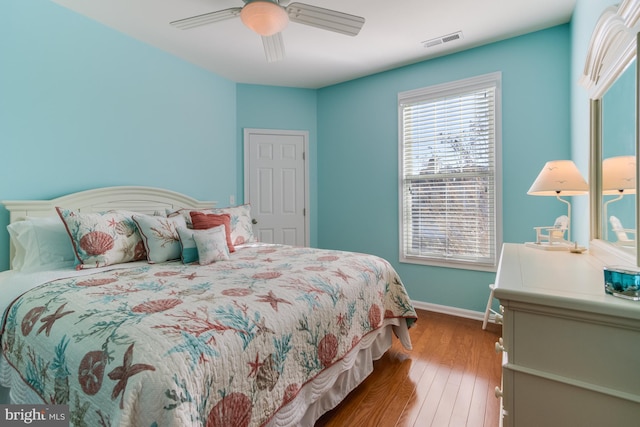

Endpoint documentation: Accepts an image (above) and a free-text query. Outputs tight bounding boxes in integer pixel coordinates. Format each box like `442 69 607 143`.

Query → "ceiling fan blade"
170 7 242 30
262 33 285 63
286 2 365 36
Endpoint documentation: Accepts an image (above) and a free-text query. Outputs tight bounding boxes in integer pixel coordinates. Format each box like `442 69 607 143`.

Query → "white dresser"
494 243 640 427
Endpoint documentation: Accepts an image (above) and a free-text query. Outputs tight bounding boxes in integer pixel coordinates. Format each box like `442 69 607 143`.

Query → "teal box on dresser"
604 266 640 301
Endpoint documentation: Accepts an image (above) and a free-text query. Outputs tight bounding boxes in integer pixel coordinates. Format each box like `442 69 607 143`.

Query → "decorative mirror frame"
581 0 640 266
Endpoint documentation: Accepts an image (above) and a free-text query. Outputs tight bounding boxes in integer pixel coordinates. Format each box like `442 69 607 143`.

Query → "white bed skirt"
268 317 411 426
0 357 45 404
1 318 412 426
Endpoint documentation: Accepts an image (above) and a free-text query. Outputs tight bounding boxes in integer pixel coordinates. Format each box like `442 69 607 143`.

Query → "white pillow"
209 204 257 246
8 226 27 271
7 216 76 272
193 225 230 265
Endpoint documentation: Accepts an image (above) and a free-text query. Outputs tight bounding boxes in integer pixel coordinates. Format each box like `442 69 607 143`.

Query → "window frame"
397 72 503 272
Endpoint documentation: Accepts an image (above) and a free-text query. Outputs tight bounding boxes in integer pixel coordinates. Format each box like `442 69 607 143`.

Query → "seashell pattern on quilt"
0 244 417 427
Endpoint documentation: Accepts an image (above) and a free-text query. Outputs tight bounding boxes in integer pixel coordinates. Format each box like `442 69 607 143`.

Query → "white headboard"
2 186 217 264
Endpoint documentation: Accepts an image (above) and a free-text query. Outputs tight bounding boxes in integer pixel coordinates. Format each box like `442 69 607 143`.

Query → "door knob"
252 218 258 224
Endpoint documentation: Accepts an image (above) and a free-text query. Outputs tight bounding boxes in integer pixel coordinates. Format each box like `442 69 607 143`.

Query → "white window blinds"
398 73 502 271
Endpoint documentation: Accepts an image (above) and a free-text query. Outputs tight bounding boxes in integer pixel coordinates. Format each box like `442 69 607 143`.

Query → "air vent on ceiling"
423 31 463 48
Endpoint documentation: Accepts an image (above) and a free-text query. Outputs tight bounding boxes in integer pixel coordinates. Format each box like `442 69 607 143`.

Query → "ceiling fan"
170 0 365 63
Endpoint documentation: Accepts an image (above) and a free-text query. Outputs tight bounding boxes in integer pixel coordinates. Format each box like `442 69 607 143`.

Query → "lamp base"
525 242 572 251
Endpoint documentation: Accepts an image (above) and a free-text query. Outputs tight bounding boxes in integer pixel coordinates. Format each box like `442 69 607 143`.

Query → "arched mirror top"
581 0 640 266
581 1 640 99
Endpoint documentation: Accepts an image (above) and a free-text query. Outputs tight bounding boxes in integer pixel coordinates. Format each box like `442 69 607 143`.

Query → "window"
398 73 502 271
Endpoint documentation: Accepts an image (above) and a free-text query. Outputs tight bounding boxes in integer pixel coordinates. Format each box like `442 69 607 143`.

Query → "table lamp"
603 155 636 240
528 160 589 242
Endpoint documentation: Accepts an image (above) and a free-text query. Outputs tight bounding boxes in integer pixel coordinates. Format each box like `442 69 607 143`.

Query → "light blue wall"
236 84 318 246
0 0 237 271
316 26 572 312
571 0 621 244
3 0 605 314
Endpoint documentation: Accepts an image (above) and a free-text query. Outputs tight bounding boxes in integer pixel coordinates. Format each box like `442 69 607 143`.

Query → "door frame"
243 128 310 246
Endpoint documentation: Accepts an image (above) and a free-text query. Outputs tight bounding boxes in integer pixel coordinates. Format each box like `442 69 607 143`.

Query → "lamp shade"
603 155 636 195
528 160 589 196
240 0 289 36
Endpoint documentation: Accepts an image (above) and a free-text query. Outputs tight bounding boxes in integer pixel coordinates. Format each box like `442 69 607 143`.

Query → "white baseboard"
411 300 498 323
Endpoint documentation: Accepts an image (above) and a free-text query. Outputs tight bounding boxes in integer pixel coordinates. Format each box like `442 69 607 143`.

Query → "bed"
0 186 417 427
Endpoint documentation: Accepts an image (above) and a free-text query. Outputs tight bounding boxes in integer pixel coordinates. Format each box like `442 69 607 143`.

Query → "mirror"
582 0 640 266
601 59 636 249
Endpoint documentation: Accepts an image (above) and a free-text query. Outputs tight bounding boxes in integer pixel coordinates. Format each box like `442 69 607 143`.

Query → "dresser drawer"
501 303 640 396
503 367 640 427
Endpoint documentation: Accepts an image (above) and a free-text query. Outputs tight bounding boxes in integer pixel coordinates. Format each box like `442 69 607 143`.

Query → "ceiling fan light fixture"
240 1 289 36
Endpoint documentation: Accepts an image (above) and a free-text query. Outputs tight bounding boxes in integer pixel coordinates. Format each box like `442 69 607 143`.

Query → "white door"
244 129 309 246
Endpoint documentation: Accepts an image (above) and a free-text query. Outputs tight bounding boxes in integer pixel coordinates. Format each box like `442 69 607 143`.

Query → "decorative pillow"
176 227 200 264
193 225 230 265
166 209 197 228
210 204 256 246
132 214 187 263
56 208 146 269
168 204 256 246
190 211 235 252
7 216 76 272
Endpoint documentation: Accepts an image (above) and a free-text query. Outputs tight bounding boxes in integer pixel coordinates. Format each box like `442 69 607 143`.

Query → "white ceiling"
52 0 576 89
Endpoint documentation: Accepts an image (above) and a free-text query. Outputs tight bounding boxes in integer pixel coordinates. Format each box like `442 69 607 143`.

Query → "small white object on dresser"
494 243 640 427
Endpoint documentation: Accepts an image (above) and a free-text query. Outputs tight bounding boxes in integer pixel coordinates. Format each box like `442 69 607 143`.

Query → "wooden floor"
315 309 502 427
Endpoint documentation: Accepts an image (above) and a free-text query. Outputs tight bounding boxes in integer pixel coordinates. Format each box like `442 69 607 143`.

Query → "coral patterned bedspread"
0 244 417 427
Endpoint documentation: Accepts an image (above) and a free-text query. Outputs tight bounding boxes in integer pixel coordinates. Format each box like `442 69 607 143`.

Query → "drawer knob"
494 313 503 324
495 338 505 353
495 386 503 398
